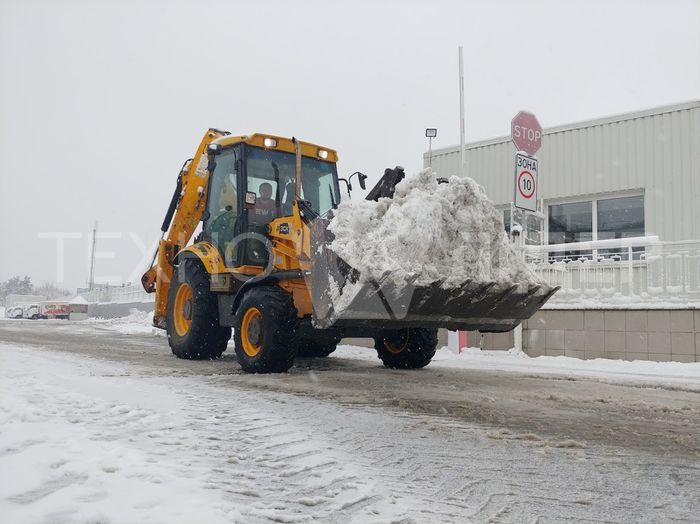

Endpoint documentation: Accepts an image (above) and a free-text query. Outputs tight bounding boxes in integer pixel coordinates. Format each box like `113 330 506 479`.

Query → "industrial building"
428 101 700 362
426 100 700 246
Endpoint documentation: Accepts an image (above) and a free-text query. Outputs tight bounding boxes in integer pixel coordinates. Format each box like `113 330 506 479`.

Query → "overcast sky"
1 0 699 291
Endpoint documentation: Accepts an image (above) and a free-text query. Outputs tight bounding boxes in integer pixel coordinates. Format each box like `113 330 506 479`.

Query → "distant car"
6 306 24 319
22 304 41 320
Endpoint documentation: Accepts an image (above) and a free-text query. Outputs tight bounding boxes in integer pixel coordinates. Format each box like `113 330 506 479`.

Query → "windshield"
246 146 341 217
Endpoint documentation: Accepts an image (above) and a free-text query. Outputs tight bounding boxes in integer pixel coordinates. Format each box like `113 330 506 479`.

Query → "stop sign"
511 111 542 155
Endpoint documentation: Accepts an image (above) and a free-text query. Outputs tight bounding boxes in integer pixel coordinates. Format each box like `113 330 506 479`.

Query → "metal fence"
80 284 153 304
526 236 700 305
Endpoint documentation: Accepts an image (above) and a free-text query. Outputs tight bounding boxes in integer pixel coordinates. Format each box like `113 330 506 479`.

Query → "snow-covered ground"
2 341 698 523
0 346 418 523
1 319 699 522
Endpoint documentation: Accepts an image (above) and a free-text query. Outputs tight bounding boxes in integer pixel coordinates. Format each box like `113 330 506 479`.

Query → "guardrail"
525 236 700 305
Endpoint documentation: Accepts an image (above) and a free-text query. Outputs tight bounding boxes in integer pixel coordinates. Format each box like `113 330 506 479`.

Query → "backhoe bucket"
309 219 558 332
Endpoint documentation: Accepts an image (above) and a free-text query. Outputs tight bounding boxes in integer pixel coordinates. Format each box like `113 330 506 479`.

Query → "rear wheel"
166 260 231 359
234 287 299 373
374 328 438 369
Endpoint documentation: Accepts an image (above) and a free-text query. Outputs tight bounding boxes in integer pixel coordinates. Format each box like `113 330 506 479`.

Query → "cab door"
202 146 242 267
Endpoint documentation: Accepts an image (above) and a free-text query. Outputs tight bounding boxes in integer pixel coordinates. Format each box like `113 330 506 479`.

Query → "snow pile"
80 309 161 336
329 169 539 288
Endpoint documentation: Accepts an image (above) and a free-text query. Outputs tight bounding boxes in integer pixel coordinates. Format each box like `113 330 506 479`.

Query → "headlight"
318 149 329 160
263 137 277 148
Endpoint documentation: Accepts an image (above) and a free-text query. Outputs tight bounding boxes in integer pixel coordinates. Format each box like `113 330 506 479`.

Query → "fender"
230 270 304 316
175 241 228 274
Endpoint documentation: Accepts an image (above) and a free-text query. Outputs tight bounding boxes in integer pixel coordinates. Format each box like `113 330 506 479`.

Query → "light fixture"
425 128 437 138
318 149 329 160
263 137 277 148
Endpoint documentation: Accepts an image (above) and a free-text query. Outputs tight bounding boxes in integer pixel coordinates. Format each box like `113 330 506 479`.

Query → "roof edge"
426 99 700 157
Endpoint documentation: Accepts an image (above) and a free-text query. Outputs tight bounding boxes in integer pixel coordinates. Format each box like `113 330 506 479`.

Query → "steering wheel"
209 207 237 245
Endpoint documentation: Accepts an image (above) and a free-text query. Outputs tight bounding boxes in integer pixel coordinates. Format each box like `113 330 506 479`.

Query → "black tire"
298 341 338 358
233 286 299 373
166 259 231 360
374 328 438 369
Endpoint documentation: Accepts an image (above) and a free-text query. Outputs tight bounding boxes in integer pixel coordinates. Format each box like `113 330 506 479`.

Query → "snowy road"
1 320 699 523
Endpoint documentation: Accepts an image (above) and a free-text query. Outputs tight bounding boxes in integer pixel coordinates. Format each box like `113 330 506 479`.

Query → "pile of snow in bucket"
328 168 539 289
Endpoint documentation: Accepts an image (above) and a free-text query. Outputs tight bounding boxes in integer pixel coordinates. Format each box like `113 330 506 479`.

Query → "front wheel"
374 328 438 369
234 287 299 373
166 260 231 360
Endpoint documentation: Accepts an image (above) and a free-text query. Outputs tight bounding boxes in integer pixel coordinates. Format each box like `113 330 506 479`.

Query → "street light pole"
458 45 466 178
425 128 437 168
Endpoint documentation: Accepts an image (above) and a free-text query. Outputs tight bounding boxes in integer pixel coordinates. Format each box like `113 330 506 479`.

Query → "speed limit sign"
514 152 538 211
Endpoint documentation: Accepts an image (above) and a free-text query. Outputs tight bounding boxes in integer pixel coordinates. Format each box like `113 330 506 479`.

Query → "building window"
548 201 593 259
547 194 644 261
504 208 544 246
597 195 644 240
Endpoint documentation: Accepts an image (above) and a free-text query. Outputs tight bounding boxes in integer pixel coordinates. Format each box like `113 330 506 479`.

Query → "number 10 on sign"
514 152 538 212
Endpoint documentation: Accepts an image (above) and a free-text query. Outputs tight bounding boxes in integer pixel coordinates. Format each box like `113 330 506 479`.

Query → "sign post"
513 153 538 212
510 111 543 353
511 110 542 214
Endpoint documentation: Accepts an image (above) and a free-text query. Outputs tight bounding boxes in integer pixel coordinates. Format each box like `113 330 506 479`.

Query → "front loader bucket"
309 219 558 332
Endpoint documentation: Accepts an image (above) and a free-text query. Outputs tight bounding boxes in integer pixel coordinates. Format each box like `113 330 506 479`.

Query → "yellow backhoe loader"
142 129 557 373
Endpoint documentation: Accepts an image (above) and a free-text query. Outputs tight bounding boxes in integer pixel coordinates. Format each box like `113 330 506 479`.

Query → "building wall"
426 101 700 242
523 309 700 363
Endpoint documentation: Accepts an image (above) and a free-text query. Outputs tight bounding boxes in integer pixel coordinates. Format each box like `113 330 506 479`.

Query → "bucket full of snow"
308 168 558 332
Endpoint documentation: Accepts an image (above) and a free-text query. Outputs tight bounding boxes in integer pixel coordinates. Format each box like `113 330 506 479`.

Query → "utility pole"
458 45 466 178
88 221 98 291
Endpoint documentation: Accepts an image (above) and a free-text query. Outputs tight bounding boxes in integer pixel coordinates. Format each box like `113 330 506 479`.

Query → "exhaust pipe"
293 137 302 198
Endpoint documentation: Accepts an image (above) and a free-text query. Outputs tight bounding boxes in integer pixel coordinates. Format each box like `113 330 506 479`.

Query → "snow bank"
332 345 700 389
329 169 538 288
79 309 162 336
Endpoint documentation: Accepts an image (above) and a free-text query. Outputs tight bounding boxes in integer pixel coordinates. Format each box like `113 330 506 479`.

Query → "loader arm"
142 128 229 328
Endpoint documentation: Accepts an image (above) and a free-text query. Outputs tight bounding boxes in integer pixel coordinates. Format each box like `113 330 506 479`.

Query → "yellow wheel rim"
241 307 263 357
384 330 409 355
173 283 193 337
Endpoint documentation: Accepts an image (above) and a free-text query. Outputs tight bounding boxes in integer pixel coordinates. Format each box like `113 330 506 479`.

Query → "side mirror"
348 171 367 192
358 173 367 190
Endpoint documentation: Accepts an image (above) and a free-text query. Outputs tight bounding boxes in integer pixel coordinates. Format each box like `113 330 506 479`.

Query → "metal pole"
458 45 466 178
88 220 98 291
428 136 433 167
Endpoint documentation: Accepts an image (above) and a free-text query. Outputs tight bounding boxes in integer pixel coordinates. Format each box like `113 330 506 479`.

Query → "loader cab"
203 137 341 269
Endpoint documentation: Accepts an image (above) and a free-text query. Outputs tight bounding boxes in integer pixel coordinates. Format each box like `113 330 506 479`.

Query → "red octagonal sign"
511 111 542 155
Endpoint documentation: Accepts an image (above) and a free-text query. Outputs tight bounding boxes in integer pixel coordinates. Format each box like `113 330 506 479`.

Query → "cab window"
203 147 239 265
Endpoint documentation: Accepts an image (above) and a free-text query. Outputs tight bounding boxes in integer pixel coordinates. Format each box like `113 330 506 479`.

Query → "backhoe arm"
142 128 229 328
